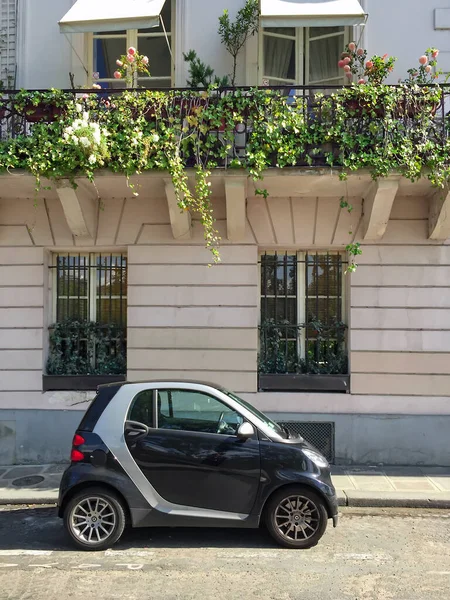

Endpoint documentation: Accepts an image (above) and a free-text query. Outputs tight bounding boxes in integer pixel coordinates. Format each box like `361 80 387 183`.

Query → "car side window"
157 390 244 435
128 390 154 428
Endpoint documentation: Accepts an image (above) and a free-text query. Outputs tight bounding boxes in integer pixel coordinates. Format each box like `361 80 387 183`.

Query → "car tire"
63 487 126 551
265 486 328 549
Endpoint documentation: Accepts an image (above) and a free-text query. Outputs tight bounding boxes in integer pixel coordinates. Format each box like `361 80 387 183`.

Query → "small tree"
218 0 259 86
183 50 229 88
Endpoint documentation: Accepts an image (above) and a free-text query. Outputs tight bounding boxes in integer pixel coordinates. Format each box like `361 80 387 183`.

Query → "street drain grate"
11 476 45 487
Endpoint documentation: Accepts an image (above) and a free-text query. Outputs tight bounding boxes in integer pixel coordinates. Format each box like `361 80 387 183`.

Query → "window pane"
137 36 171 79
306 254 341 297
265 27 295 37
94 37 127 79
306 298 339 325
129 390 154 427
262 297 297 324
157 391 244 435
56 298 89 321
261 254 296 296
263 34 296 81
309 35 342 83
309 26 344 38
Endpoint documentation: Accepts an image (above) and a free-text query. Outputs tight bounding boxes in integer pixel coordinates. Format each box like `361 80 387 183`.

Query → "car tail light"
73 434 85 447
71 433 85 462
71 449 84 462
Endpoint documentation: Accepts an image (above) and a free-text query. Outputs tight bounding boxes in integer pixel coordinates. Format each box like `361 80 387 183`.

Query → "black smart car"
58 381 338 550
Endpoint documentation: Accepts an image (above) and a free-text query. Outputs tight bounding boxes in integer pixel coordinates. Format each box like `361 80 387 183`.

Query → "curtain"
264 34 294 81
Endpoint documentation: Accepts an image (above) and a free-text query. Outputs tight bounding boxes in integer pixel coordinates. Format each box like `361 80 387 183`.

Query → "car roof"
98 379 227 393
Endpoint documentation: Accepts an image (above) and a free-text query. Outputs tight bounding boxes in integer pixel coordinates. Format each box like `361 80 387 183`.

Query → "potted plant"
14 89 70 122
398 48 443 117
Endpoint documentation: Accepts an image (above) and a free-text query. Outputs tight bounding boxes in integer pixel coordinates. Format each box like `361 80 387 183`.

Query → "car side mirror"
237 422 255 440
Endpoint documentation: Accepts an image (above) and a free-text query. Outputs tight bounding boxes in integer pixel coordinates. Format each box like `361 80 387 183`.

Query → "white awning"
59 0 166 34
261 0 366 28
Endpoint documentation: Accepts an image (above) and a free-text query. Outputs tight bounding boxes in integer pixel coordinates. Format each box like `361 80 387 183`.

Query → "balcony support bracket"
56 179 97 238
164 179 192 240
225 177 247 241
363 178 400 240
429 186 450 240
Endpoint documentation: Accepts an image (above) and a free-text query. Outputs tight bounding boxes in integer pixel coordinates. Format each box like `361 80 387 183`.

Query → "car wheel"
64 487 126 551
265 486 328 549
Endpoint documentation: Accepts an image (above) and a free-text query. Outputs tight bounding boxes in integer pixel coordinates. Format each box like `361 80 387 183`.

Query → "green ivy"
46 318 126 375
1 83 449 261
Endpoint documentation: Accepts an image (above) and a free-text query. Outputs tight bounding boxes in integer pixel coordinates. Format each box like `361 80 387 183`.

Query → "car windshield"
222 390 287 438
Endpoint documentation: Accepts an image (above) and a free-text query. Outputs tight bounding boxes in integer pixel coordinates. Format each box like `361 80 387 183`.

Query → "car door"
126 388 261 515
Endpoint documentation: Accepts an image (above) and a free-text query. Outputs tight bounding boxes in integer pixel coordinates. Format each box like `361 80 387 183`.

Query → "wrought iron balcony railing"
1 85 449 169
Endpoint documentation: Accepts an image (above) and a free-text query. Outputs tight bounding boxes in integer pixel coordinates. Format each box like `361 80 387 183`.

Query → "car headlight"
302 448 329 469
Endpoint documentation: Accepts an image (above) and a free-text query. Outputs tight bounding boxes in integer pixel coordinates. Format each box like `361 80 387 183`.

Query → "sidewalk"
1 464 450 508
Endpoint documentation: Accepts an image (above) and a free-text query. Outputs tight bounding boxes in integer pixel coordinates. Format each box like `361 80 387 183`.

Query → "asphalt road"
0 505 449 600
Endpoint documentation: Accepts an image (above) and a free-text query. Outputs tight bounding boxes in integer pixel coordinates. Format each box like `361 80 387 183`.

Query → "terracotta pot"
23 102 63 123
344 98 385 118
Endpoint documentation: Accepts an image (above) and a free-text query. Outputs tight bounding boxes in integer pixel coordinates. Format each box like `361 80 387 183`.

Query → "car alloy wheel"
265 486 328 549
274 494 320 541
70 496 117 544
64 487 126 550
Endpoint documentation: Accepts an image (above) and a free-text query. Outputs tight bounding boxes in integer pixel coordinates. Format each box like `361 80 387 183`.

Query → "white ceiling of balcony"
58 0 165 33
260 0 366 27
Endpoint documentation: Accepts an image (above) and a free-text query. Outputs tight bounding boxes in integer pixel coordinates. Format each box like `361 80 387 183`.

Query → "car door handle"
124 420 150 442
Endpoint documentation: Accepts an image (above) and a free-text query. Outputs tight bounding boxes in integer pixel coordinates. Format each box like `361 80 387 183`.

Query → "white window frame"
258 250 347 364
83 0 174 88
259 26 350 86
51 252 127 324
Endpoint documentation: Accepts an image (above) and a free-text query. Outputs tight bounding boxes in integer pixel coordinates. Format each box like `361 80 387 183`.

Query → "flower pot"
394 98 439 118
23 102 63 123
344 98 385 118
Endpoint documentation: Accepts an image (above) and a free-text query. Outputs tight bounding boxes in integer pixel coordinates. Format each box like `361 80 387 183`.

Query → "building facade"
1 0 450 465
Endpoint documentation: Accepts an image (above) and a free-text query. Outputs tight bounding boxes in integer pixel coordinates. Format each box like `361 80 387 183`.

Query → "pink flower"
425 65 432 73
357 48 364 56
419 55 428 65
345 72 353 80
82 93 89 99
343 57 351 65
142 56 149 65
116 59 123 67
127 47 136 56
344 65 351 72
113 71 121 79
348 42 356 52
358 78 365 84
432 49 439 59
338 60 345 68
127 53 135 63
382 54 388 60
365 61 373 69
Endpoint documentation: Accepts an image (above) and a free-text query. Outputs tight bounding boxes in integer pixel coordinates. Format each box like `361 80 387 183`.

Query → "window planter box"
43 374 126 392
258 374 349 393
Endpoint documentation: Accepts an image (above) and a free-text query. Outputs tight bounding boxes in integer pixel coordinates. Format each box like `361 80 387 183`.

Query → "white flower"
80 137 90 147
65 126 74 135
63 132 69 141
82 111 89 121
88 154 97 164
102 128 110 137
92 129 101 145
90 122 100 131
152 134 160 143
75 103 82 113
71 136 79 145
72 119 82 130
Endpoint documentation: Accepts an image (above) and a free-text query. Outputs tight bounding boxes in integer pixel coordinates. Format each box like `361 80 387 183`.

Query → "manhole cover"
12 475 45 487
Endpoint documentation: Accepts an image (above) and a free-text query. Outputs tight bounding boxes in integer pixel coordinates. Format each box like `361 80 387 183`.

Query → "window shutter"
0 0 17 87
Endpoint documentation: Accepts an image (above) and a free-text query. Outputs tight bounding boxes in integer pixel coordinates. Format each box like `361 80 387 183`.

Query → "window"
87 0 173 88
157 390 244 435
261 26 349 86
129 390 154 428
259 251 347 376
47 253 127 376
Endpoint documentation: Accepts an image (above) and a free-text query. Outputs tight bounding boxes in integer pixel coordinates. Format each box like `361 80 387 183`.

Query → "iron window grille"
259 251 348 376
47 253 127 375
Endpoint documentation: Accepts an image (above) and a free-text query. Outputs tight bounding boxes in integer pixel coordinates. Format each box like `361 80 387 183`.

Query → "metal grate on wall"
278 421 335 463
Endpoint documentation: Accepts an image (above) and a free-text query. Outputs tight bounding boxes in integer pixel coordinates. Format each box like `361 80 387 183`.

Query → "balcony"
0 85 449 255
0 85 448 171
